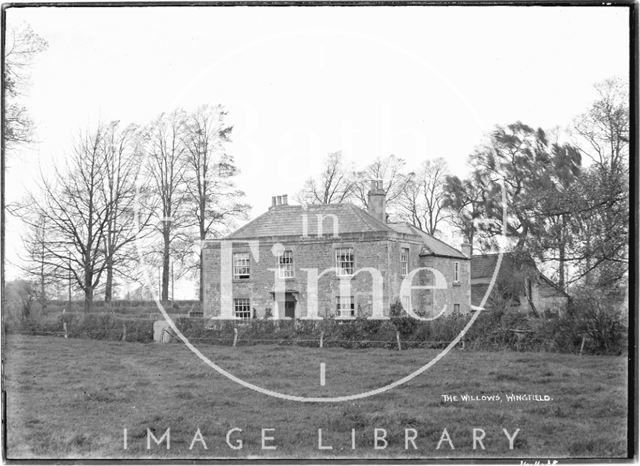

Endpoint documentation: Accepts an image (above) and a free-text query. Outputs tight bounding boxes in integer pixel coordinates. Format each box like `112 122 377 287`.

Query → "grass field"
3 334 629 460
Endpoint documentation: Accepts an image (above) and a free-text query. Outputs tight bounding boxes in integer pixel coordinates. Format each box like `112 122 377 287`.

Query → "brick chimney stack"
271 194 289 209
367 179 386 223
461 242 472 258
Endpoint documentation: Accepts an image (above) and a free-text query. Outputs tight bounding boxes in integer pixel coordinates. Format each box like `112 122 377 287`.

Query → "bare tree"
574 77 629 174
145 110 190 302
100 121 152 301
22 127 112 312
352 154 411 211
18 213 54 310
4 22 47 148
182 104 249 301
3 22 47 314
299 151 355 204
571 78 629 290
398 158 448 235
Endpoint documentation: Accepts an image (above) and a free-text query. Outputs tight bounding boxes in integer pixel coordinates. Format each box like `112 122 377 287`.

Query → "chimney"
461 242 472 258
367 179 386 223
270 194 289 209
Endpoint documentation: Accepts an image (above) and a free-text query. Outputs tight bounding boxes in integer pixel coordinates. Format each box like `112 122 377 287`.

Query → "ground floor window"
336 295 355 318
234 298 251 320
454 303 460 313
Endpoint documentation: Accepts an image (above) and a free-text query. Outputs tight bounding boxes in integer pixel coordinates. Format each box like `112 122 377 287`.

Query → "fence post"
233 327 238 347
579 335 586 356
62 307 68 339
396 331 401 351
121 322 127 342
319 331 324 348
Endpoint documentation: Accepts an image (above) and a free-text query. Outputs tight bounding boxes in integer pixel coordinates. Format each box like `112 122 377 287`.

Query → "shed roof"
471 252 569 298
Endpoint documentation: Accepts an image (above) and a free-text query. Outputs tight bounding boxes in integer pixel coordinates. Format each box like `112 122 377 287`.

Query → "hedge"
5 306 627 355
6 313 155 343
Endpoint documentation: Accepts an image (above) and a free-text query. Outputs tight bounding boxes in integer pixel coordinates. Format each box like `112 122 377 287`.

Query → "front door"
284 299 296 319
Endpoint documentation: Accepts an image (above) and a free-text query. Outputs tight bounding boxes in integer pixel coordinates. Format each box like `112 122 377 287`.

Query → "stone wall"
202 235 471 319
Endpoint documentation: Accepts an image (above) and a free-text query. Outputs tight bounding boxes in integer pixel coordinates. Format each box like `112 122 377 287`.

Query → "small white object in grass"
320 362 326 386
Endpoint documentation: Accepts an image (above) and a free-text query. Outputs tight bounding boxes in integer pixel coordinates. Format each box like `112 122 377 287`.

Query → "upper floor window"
278 249 294 278
336 295 355 318
233 252 250 279
234 298 251 320
401 247 409 276
453 261 460 282
335 248 354 276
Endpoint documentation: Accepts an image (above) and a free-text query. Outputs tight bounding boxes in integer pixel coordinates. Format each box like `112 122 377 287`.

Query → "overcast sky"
4 5 630 294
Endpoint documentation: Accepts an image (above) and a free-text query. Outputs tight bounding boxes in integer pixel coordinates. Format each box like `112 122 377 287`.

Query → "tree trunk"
84 285 94 313
585 235 592 286
558 215 566 291
162 228 170 302
104 260 113 302
84 264 94 313
199 192 206 305
199 250 204 304
39 265 47 312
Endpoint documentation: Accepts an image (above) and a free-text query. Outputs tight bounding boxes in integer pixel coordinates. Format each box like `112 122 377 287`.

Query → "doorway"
283 293 296 319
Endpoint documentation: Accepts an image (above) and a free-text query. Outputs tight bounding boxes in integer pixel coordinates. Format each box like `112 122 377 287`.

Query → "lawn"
2 334 629 460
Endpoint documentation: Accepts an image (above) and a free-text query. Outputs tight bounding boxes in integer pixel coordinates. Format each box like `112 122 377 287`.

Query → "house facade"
471 253 569 316
202 182 471 320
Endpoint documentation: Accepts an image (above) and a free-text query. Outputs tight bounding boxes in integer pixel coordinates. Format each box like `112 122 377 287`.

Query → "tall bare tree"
571 78 629 290
4 22 47 148
100 121 152 301
145 110 190 302
182 105 249 301
3 22 47 314
398 158 448 235
574 78 628 174
22 127 111 312
352 154 411 211
299 151 354 204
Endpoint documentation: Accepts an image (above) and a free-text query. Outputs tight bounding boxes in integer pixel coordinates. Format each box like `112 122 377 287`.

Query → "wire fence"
9 314 466 351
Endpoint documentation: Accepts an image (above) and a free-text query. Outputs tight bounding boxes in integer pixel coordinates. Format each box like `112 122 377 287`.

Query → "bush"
389 300 416 336
541 287 627 355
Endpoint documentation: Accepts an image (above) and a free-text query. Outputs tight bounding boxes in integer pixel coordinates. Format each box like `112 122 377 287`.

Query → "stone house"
202 181 471 320
471 253 569 316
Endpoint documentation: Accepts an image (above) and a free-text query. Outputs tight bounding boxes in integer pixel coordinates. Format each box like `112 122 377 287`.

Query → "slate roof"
471 252 536 279
227 203 392 238
225 203 467 259
471 252 569 297
388 222 467 259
